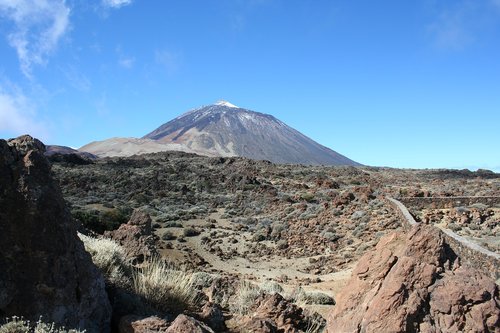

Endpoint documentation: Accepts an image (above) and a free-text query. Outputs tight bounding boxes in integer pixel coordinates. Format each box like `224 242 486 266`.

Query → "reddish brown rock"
118 315 169 333
0 136 111 332
199 302 226 331
105 209 159 264
327 225 500 333
239 293 318 333
165 314 214 333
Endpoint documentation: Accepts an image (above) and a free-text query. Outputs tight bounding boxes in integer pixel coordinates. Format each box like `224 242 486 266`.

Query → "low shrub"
183 227 200 237
190 272 219 289
260 281 284 295
0 316 84 333
161 231 176 241
164 221 183 228
291 287 335 305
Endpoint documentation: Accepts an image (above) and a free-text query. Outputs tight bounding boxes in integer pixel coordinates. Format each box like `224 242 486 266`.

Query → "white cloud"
0 85 49 141
102 0 132 9
118 56 135 69
0 0 70 78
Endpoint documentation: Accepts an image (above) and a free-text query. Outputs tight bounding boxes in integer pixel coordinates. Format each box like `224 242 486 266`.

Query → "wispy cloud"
118 56 135 69
62 65 91 91
155 49 180 75
427 0 500 50
0 84 49 140
102 0 132 9
0 0 70 78
116 45 135 69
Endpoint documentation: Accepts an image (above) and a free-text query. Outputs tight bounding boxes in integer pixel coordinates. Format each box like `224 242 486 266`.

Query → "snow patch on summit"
215 100 239 108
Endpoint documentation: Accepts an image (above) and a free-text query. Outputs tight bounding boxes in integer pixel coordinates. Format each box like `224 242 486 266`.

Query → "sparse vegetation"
183 227 200 237
161 230 176 241
132 257 196 313
231 281 262 315
291 287 335 305
0 317 83 333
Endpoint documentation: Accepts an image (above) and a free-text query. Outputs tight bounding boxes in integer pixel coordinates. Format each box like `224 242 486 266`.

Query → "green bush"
73 208 129 234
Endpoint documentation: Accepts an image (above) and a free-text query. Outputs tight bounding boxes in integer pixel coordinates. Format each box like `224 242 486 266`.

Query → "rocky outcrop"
239 293 321 332
165 314 214 333
0 135 111 332
327 225 500 332
105 209 159 264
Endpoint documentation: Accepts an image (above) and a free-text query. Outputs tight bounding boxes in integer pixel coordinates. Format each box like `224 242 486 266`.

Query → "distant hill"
81 100 360 166
46 145 97 159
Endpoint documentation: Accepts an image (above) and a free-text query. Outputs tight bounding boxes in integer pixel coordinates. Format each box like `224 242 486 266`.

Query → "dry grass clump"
0 317 83 333
78 233 131 288
79 234 197 314
304 313 326 333
132 257 196 313
291 287 335 305
230 281 262 315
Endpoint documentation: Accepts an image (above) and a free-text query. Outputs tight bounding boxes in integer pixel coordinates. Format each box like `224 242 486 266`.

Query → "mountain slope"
142 100 360 166
79 137 205 158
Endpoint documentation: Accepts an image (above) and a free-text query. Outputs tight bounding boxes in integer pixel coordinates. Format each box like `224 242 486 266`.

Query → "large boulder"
0 135 111 332
105 209 159 264
327 225 500 332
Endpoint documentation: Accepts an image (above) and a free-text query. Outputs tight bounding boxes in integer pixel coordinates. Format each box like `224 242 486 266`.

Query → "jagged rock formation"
81 100 360 166
0 135 111 332
327 225 500 332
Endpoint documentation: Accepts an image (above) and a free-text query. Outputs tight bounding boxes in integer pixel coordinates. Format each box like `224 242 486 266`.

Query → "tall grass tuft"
132 257 196 313
230 280 262 315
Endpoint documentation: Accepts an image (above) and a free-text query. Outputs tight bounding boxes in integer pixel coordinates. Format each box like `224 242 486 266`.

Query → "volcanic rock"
118 315 169 333
105 209 159 264
199 302 226 332
165 314 214 333
327 225 500 332
239 293 316 332
0 135 111 332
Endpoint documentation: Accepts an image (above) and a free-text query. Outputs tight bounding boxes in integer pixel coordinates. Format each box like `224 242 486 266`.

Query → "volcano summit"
81 101 359 166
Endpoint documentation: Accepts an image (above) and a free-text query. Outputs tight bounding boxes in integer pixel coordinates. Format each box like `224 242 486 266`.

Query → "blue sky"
0 0 499 171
